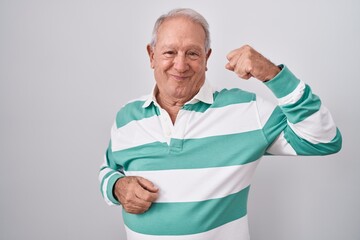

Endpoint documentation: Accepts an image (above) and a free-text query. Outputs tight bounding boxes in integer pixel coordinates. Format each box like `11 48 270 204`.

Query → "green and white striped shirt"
99 65 342 240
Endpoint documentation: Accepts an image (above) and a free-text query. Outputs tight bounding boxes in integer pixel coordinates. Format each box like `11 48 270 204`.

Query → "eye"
163 51 176 58
187 51 200 60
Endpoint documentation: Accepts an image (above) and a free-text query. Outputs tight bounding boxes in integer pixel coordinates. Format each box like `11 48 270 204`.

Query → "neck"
156 92 187 124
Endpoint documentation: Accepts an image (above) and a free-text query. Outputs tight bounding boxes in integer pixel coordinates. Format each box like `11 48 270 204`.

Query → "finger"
114 176 150 202
226 45 251 60
234 61 252 79
226 49 239 61
122 188 153 213
226 46 246 61
225 62 234 71
226 54 242 72
137 177 159 193
237 72 252 80
134 185 159 202
238 55 255 75
124 200 152 214
226 49 243 63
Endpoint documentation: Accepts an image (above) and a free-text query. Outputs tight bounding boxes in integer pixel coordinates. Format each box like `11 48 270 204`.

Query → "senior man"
99 8 342 240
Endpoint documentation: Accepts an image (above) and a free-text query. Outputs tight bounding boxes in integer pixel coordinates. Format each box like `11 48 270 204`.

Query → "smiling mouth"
169 74 190 81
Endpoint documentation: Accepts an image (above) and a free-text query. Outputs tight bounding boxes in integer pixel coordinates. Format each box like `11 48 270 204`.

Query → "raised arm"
225 45 342 156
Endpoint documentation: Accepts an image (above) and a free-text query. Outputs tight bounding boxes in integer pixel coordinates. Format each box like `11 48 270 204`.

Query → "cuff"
264 64 301 98
106 173 124 205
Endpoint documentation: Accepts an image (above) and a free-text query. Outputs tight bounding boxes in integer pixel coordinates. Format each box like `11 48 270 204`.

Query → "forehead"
156 17 206 50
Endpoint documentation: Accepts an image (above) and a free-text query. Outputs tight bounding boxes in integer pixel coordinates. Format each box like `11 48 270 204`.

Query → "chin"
170 87 189 99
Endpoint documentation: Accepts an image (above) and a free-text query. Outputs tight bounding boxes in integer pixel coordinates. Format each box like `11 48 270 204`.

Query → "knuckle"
144 201 151 209
125 207 137 214
142 194 150 202
124 205 132 212
243 44 251 50
244 59 253 68
244 51 252 59
135 176 143 181
124 195 132 202
123 192 135 203
144 193 154 202
236 73 242 78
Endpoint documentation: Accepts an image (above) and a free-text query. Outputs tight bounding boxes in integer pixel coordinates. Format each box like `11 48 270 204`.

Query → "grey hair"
150 8 211 52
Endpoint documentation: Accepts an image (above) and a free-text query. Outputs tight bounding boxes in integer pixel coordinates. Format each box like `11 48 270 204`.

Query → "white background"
1 0 359 239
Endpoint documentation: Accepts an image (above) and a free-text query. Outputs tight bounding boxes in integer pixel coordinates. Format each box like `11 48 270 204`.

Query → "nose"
173 54 189 73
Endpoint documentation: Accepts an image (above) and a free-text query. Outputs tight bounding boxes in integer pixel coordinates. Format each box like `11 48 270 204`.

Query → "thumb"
225 62 234 71
137 177 159 193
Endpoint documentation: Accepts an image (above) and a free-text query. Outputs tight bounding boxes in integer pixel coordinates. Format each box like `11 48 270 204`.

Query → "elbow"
324 128 343 155
331 129 342 154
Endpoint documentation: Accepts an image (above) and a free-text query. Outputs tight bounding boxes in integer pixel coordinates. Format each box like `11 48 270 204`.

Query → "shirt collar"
142 80 214 108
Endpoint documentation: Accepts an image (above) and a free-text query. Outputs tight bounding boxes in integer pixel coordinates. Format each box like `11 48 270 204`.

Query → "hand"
114 176 159 214
225 45 281 82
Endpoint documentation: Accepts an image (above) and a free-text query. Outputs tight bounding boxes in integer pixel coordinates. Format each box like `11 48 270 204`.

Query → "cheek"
193 58 207 70
155 59 172 72
154 63 170 80
192 62 207 75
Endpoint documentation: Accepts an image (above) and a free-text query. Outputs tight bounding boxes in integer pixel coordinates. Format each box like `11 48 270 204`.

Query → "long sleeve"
99 123 124 206
258 65 342 156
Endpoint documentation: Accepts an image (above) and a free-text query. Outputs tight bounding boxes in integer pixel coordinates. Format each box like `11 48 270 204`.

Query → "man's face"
147 17 211 103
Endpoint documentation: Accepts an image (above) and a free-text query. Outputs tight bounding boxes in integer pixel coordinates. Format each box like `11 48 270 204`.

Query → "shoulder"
114 94 155 129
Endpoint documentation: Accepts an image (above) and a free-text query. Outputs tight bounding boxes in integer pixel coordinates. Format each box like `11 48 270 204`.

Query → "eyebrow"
159 44 204 51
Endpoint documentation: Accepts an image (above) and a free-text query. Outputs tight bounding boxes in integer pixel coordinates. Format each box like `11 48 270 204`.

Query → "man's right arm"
99 131 158 213
99 142 125 206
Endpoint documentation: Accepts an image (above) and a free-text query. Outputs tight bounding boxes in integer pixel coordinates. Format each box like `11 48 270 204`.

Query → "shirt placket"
158 107 174 145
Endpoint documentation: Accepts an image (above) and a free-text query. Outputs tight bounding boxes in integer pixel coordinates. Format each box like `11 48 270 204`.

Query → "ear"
205 48 212 71
146 44 155 69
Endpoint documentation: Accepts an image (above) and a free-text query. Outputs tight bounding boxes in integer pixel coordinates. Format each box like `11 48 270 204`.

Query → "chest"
111 102 268 171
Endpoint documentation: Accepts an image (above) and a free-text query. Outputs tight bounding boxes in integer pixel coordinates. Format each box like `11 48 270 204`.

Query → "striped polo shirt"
99 65 342 240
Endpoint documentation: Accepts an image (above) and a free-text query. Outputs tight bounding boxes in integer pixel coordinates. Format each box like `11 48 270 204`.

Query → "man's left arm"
226 45 342 156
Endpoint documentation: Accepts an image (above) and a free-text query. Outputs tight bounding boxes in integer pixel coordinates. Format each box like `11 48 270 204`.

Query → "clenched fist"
114 176 159 214
225 45 281 82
